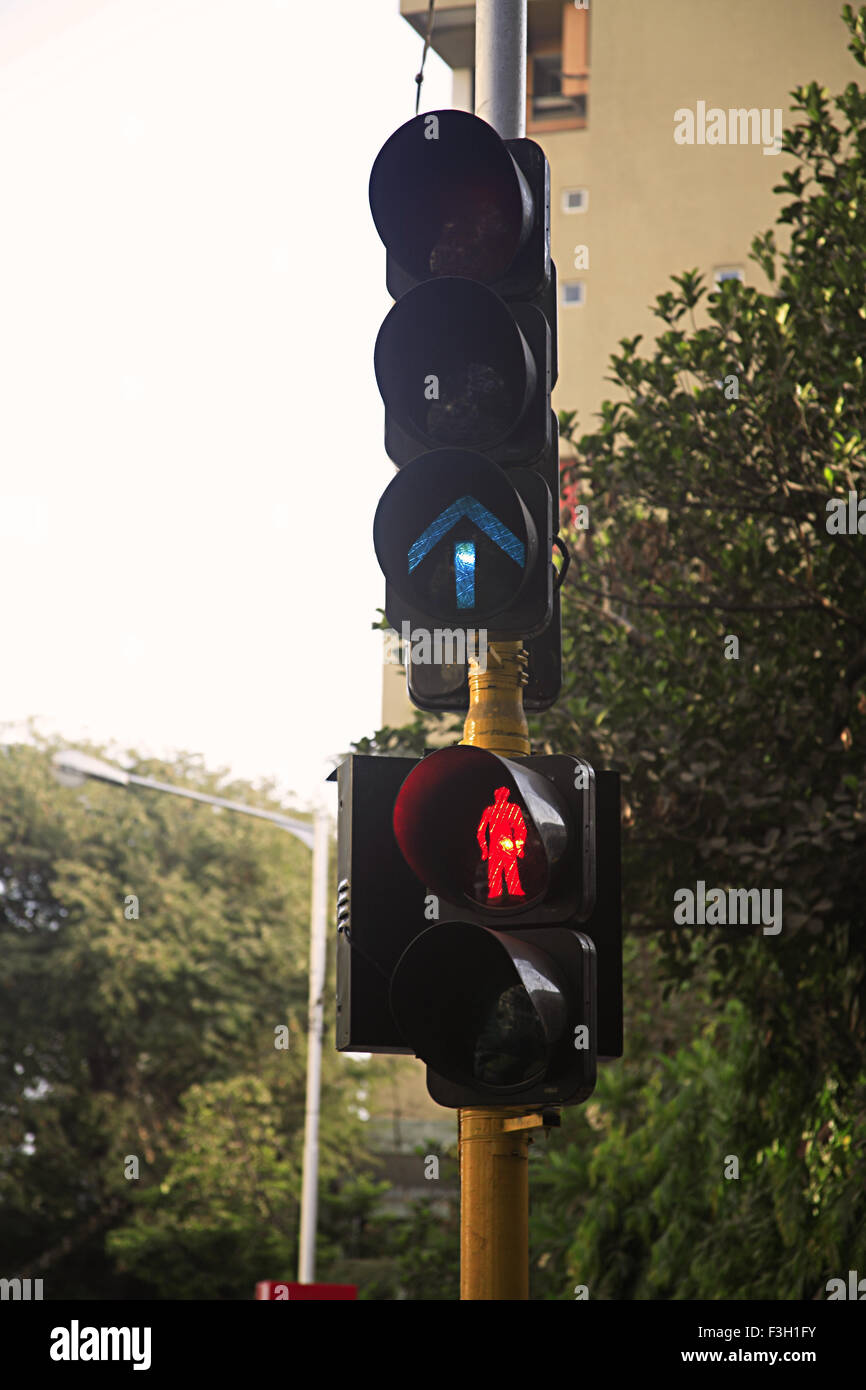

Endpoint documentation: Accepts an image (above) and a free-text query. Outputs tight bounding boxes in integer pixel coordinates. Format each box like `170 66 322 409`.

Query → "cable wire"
414 0 436 114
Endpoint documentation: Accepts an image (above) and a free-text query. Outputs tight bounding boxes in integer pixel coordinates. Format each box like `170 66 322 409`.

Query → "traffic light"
369 108 560 651
347 107 621 1112
334 748 622 1109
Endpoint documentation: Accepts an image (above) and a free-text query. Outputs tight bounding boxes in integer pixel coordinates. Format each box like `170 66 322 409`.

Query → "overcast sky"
0 0 451 811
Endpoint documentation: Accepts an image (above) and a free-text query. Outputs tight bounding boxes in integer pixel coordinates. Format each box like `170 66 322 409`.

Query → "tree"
526 3 866 1298
0 732 372 1297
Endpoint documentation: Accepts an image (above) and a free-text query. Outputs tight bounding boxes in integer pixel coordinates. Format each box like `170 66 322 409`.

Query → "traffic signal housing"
402 590 563 713
334 748 622 1109
373 279 553 467
369 109 559 647
392 745 594 924
390 921 596 1107
369 109 555 321
373 447 553 637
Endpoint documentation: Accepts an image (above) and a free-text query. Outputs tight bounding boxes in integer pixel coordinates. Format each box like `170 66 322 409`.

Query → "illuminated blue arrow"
454 540 476 609
408 496 524 611
408 495 524 610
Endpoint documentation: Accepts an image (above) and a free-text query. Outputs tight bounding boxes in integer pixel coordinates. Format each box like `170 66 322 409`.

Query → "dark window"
531 53 586 121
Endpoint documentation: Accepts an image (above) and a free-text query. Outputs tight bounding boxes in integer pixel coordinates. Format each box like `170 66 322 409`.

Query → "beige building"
383 0 861 728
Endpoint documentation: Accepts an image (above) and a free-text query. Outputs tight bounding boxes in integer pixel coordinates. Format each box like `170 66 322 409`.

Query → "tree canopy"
0 734 377 1297
527 2 866 1299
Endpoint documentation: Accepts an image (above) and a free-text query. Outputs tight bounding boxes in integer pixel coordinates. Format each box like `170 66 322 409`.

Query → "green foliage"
353 1194 460 1302
349 714 437 759
532 999 866 1300
383 1194 460 1301
105 1055 376 1299
0 732 376 1298
528 4 866 1299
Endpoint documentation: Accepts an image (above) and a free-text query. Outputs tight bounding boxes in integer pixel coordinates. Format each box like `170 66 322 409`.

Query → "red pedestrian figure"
477 786 527 899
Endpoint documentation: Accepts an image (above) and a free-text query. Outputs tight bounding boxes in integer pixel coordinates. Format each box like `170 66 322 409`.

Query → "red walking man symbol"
477 786 527 899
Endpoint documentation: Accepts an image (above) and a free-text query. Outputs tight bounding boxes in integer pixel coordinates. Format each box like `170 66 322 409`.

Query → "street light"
51 748 329 1285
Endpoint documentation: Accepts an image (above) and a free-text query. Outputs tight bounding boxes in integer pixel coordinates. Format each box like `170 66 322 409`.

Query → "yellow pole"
460 639 531 758
457 640 549 1300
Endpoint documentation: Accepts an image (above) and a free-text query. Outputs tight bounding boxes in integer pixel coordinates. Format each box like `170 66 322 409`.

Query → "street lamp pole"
52 749 330 1286
298 807 329 1284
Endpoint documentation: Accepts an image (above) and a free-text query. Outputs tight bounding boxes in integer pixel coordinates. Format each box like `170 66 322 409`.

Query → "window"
562 281 586 307
714 266 744 284
531 54 576 119
526 6 589 133
563 188 589 213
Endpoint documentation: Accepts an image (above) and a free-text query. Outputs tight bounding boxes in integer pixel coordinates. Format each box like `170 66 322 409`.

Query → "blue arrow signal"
408 496 524 573
408 495 524 610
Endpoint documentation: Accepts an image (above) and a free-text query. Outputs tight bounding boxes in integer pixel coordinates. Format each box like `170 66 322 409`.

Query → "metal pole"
465 4 537 1299
297 807 329 1283
458 642 548 1300
475 0 527 139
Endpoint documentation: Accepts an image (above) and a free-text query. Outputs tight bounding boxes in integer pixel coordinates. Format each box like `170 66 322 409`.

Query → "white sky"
0 0 451 810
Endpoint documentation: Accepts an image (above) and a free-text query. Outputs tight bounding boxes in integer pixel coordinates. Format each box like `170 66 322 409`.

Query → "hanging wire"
414 0 437 114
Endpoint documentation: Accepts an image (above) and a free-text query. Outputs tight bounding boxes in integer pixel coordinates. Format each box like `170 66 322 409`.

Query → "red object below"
255 1281 357 1300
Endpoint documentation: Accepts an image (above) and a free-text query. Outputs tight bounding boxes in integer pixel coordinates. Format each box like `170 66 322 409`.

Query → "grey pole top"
475 0 527 140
